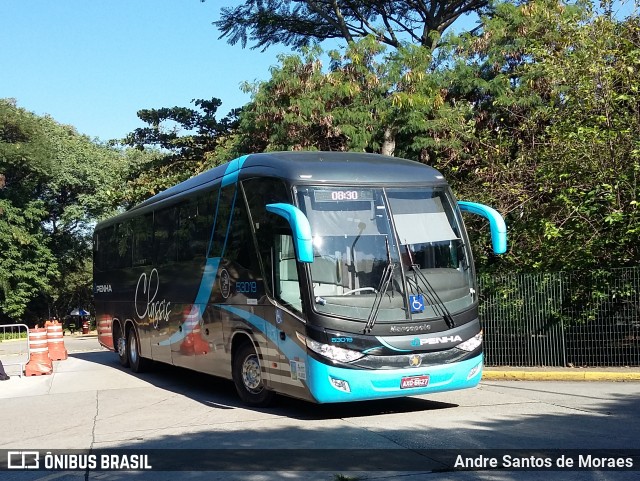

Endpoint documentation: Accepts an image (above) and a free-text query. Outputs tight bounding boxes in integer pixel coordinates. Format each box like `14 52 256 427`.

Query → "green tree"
219 0 639 275
233 37 471 157
434 0 640 273
122 98 239 206
212 0 490 51
0 99 125 322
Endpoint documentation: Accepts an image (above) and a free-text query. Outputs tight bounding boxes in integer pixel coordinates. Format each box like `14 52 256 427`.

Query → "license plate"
400 375 430 389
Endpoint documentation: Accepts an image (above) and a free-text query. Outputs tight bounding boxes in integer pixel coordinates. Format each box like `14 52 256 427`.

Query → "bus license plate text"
400 375 430 389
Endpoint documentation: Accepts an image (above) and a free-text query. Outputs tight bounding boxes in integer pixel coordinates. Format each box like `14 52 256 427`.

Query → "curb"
482 371 640 381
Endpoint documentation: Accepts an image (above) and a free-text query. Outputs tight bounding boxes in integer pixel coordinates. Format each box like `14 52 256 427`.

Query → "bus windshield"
296 186 476 323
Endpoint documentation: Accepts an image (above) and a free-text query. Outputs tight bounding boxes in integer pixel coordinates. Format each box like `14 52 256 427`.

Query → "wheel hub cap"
242 354 262 392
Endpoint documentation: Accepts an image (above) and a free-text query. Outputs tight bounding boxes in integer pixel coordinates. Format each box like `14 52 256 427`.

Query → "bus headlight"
297 333 364 363
456 331 483 352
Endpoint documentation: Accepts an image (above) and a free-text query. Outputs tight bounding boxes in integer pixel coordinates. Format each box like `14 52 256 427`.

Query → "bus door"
241 178 310 391
267 233 310 391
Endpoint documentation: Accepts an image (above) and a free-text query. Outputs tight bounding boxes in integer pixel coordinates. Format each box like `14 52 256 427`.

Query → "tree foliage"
437 0 640 273
223 0 640 275
0 99 125 322
212 0 490 51
121 98 239 207
232 37 474 159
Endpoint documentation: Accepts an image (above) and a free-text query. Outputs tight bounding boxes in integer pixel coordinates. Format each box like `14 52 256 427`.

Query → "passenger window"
154 206 177 265
94 225 114 272
114 222 132 270
275 234 302 311
223 190 261 273
132 213 153 267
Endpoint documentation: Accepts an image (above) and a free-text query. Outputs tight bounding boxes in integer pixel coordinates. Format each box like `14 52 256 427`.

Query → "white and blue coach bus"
93 152 506 406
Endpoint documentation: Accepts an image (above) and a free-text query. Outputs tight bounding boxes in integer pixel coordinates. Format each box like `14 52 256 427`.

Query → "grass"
0 331 28 342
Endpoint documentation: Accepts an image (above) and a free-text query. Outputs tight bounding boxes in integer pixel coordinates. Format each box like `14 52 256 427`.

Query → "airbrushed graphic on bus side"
158 257 220 347
134 268 173 329
217 304 306 362
157 155 249 347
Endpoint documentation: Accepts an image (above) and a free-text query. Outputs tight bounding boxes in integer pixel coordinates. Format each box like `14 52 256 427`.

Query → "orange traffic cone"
179 305 209 356
25 328 53 376
46 320 68 361
179 327 210 356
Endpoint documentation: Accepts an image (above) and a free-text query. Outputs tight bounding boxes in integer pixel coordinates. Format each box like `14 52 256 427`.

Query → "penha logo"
134 268 172 329
414 335 463 346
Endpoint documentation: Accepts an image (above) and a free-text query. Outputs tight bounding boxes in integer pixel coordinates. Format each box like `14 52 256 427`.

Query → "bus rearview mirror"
458 201 507 254
266 203 314 263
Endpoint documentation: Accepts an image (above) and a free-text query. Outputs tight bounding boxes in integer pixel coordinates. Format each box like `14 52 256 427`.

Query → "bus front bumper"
307 354 483 403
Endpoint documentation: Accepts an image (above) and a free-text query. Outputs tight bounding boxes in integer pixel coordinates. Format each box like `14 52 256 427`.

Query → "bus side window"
209 186 236 259
222 190 261 273
132 213 153 267
114 221 132 270
174 190 216 263
275 233 302 311
195 190 216 258
95 225 115 272
176 193 215 263
154 206 177 265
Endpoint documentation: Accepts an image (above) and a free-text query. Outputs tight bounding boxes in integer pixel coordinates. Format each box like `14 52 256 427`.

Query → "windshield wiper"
405 248 456 329
363 237 395 334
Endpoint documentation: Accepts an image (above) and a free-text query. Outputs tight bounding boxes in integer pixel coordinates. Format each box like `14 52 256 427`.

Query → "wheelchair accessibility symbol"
409 294 425 313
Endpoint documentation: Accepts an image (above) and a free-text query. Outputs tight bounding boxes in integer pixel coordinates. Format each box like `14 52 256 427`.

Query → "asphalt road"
1 335 639 481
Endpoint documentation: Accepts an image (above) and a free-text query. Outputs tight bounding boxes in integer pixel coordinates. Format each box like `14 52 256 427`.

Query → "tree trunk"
381 127 396 157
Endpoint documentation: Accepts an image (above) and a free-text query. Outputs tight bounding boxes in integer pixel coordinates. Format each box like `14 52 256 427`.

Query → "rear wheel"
232 341 274 407
114 323 128 367
127 326 150 373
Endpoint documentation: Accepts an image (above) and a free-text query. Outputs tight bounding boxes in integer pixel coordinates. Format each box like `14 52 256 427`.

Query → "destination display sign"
313 189 374 202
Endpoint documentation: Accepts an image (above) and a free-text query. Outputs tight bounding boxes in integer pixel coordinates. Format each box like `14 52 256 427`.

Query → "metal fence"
0 323 30 377
479 267 640 367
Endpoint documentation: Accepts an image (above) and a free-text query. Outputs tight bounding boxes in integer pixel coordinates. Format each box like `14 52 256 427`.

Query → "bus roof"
100 152 447 227
245 151 444 183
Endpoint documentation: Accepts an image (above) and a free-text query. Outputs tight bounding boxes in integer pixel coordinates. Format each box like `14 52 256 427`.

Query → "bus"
93 151 506 406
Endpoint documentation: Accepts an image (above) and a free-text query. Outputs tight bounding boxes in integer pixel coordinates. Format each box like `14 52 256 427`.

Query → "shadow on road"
69 350 459 420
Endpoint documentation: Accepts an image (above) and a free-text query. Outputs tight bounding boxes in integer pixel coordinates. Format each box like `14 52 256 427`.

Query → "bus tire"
114 323 129 368
232 341 274 407
127 325 149 373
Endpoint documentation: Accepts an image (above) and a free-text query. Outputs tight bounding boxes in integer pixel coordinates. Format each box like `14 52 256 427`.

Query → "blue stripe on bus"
194 303 482 404
216 304 307 362
375 337 412 352
221 154 249 188
214 305 482 403
160 155 249 347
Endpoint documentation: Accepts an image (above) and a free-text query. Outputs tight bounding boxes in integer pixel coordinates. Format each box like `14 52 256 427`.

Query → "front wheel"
232 341 274 407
